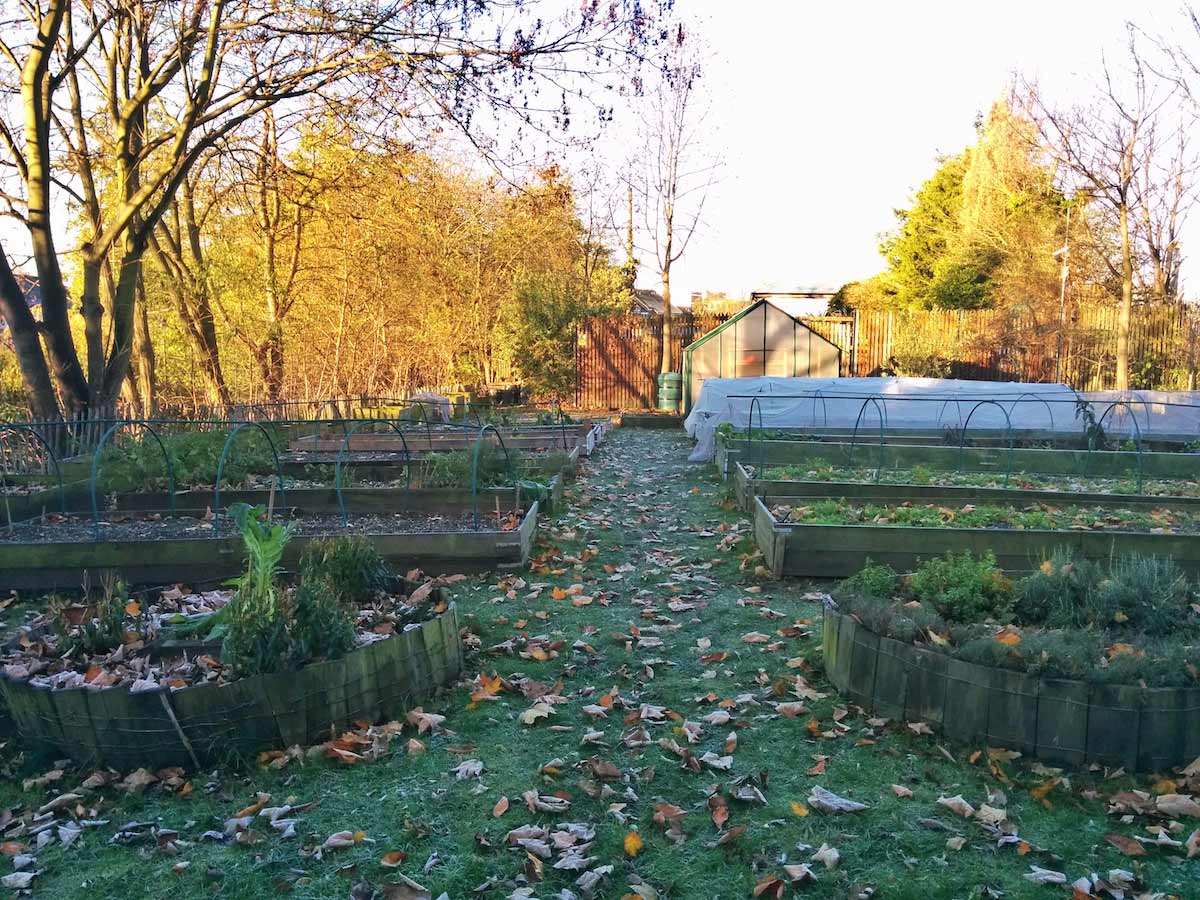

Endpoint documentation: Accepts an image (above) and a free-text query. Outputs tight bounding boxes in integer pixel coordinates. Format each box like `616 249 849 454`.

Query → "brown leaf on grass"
811 843 840 869
774 702 806 719
708 793 729 828
741 632 770 644
752 875 785 898
808 786 868 813
891 784 914 798
1104 833 1146 857
1186 829 1200 859
323 830 366 850
492 796 509 818
653 804 685 825
379 874 431 900
380 850 407 868
405 709 445 734
715 823 746 845
782 863 816 884
1156 793 1200 818
937 795 975 818
724 731 738 754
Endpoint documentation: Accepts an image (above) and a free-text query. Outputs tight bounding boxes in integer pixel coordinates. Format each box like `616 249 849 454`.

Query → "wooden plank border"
820 605 1200 772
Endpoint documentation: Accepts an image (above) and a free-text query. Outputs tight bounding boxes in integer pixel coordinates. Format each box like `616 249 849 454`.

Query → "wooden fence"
573 303 1200 410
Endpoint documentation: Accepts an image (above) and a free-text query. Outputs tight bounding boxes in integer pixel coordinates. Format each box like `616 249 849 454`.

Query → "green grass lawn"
0 429 1195 899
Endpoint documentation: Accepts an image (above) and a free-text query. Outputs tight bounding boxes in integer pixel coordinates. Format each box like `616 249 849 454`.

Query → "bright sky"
652 0 1184 303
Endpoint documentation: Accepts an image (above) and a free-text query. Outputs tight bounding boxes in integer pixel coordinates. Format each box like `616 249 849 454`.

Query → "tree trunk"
261 324 285 402
133 278 155 415
659 267 673 374
0 248 59 419
1116 201 1133 391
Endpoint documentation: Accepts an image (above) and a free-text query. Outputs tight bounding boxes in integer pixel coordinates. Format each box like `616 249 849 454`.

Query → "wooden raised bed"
0 597 463 769
732 461 1200 516
290 424 592 454
107 474 567 518
279 444 581 480
752 496 1200 578
1 480 90 522
717 437 1200 480
0 502 539 591
822 604 1200 771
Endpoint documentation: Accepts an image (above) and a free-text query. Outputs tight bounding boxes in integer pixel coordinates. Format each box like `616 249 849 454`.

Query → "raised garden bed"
0 578 464 769
725 425 1200 452
751 496 1200 578
0 504 538 590
279 444 580 481
716 436 1200 480
289 422 600 455
107 476 567 518
732 461 1200 515
822 603 1199 771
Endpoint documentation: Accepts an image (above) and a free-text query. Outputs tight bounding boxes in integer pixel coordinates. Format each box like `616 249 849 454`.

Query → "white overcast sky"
640 0 1186 302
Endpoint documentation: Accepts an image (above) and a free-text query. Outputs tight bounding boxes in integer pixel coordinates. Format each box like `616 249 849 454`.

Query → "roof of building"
631 288 665 315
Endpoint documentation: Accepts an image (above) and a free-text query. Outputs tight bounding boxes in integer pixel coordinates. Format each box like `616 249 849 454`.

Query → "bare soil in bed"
0 509 521 543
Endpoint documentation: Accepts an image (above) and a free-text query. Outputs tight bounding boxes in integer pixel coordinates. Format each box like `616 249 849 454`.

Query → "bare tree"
636 32 718 376
0 1 675 418
1021 26 1184 389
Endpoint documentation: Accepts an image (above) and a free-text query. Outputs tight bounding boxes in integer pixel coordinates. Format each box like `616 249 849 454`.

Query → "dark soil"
0 509 521 544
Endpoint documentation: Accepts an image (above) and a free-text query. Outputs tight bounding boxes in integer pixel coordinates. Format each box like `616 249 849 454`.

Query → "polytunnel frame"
471 424 518 530
90 421 176 541
213 422 288 536
1084 400 1145 493
956 400 1016 486
0 423 66 515
748 396 768 474
847 396 888 482
335 419 412 528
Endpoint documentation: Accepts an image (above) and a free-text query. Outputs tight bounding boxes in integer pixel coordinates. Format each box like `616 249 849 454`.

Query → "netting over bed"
683 377 1200 461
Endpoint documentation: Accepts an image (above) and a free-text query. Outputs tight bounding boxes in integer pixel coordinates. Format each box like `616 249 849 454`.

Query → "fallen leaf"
623 831 643 857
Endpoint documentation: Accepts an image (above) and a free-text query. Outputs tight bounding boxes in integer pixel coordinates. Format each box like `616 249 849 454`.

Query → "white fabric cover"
683 377 1200 461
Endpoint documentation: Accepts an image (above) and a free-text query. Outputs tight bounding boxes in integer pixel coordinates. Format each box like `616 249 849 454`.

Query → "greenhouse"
679 298 842 413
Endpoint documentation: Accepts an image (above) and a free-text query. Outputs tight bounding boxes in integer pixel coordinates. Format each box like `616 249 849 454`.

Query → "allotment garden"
0 389 1198 898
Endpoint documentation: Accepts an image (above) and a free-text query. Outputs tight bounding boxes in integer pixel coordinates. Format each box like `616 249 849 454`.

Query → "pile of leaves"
834 549 1200 686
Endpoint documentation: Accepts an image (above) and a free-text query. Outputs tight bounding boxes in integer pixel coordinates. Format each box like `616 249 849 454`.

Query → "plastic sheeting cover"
683 376 1200 461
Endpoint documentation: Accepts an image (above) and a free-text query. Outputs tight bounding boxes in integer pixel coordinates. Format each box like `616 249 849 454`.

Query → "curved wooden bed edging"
0 603 463 770
821 604 1200 772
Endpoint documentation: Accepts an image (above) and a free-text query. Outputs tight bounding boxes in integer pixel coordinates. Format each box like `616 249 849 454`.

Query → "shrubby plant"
907 550 1013 623
833 546 1200 686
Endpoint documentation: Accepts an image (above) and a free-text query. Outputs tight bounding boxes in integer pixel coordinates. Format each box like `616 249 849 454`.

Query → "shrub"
1015 550 1103 628
908 551 1013 623
1090 555 1192 637
840 560 900 599
290 576 357 664
299 536 390 608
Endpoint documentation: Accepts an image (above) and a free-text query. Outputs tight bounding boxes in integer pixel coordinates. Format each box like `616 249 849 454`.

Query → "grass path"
1 428 1196 899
